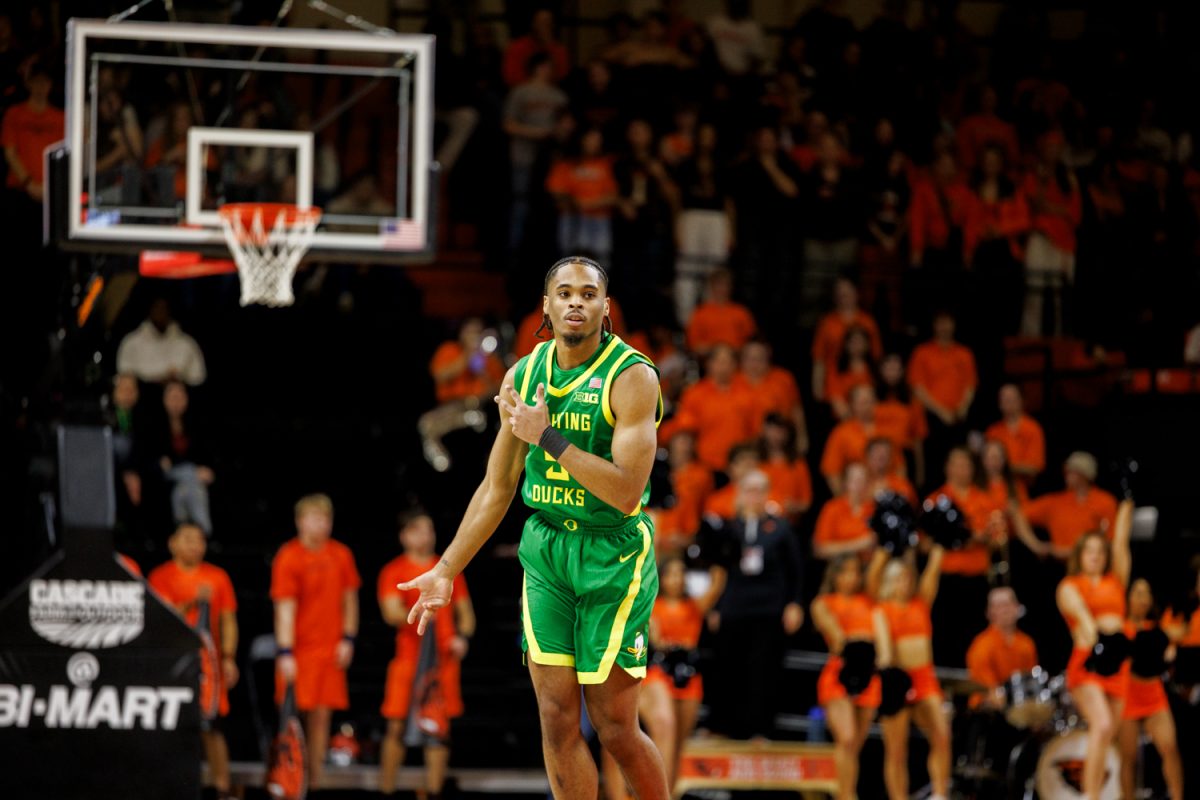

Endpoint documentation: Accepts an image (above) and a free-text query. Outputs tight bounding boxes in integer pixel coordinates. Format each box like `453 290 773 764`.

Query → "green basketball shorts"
518 512 658 684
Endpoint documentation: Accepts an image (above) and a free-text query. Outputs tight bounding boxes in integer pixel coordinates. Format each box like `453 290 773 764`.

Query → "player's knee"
537 696 581 742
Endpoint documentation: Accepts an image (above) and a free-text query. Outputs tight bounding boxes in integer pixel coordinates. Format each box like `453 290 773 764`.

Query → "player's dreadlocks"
535 256 613 340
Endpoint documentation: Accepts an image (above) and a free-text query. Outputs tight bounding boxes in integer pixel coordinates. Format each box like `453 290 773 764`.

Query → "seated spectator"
813 463 876 560
502 8 569 86
821 385 898 495
669 344 757 473
709 468 803 740
874 354 927 481
546 127 618 264
908 310 977 486
673 122 734 325
685 269 757 356
1023 451 1117 561
865 437 917 505
148 380 215 535
956 85 1019 173
758 414 813 521
984 384 1046 484
703 442 784 520
965 587 1038 709
94 87 144 206
826 325 878 419
811 278 882 402
656 430 714 551
1020 132 1082 337
419 318 505 472
2 62 64 211
107 373 143 508
116 298 208 386
735 339 807 450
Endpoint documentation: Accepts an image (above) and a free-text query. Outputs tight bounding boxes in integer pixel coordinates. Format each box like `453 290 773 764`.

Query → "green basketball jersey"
513 334 663 530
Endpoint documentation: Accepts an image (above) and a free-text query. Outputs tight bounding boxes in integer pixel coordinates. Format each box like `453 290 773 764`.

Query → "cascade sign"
0 547 203 799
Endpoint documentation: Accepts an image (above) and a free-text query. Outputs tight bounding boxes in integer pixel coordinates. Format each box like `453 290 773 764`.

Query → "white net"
218 204 321 307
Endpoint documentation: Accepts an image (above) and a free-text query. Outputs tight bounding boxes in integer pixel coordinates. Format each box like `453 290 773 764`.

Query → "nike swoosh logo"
618 550 638 563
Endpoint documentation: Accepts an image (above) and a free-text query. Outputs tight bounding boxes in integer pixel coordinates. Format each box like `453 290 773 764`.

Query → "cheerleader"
1055 498 1134 800
811 553 890 800
1120 578 1182 800
868 545 952 800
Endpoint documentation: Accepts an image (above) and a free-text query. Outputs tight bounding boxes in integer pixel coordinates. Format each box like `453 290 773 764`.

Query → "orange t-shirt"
908 341 978 413
703 482 787 520
653 597 704 649
985 415 1046 477
1162 607 1200 647
674 378 759 471
685 301 757 353
430 341 506 403
546 156 618 216
825 364 876 408
813 496 875 549
664 461 714 538
377 554 468 658
270 538 362 652
821 419 901 481
1 101 65 186
811 310 883 369
882 598 933 641
981 476 1028 510
1024 488 1118 550
817 592 876 643
876 473 918 505
148 561 237 646
966 625 1038 689
930 483 995 576
761 456 813 512
734 367 801 431
117 553 143 577
875 397 927 448
1060 573 1126 629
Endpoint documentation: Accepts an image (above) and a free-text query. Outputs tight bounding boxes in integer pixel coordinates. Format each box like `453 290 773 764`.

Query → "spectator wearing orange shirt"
813 463 876 561
821 385 895 495
909 311 977 488
1024 451 1118 561
964 145 1029 345
955 86 1019 173
377 510 475 797
148 524 239 797
703 442 784 521
502 9 570 87
908 152 970 320
965 587 1038 709
271 494 362 790
655 430 714 551
420 318 505 473
1020 132 1082 337
865 438 917 506
985 384 1045 484
546 127 618 264
672 344 758 472
2 63 62 209
826 326 878 420
875 354 927 483
685 268 757 355
736 339 808 450
929 447 1006 665
811 278 883 403
759 415 813 521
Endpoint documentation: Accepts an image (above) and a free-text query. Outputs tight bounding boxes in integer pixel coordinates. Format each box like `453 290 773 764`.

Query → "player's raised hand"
397 568 453 635
498 383 550 445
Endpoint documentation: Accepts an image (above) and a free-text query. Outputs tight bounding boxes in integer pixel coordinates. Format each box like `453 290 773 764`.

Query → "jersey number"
544 450 570 482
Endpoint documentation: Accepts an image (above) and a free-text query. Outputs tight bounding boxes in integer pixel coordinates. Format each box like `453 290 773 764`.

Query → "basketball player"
147 523 238 799
399 256 669 800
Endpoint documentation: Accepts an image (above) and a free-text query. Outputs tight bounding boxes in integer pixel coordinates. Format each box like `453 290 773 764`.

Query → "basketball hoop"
218 203 322 307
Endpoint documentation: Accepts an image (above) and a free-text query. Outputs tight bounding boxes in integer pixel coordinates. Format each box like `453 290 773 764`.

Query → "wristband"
539 426 570 459
277 648 293 657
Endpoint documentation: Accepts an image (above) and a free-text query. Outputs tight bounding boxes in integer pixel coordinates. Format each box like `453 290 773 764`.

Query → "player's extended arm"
400 365 527 634
504 364 659 515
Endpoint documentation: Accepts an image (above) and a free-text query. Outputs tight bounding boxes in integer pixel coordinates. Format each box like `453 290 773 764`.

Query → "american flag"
379 218 426 250
589 377 603 389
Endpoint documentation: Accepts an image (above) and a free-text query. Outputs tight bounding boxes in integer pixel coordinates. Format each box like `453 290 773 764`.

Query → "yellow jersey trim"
600 350 665 430
575 521 652 684
519 341 550 400
521 574 576 667
622 665 647 680
544 335 623 398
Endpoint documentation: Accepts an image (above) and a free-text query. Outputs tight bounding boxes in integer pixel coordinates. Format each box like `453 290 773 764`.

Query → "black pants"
711 614 785 739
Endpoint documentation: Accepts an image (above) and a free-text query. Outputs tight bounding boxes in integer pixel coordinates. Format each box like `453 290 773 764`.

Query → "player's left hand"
398 568 454 635
498 383 551 445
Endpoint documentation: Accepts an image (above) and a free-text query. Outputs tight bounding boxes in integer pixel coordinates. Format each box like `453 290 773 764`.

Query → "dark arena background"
2 1 1200 799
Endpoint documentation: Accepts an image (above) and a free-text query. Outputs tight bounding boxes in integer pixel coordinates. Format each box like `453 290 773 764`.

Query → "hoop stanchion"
218 203 321 307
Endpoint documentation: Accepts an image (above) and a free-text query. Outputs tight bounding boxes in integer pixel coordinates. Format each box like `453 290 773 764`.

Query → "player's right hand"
397 570 453 635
